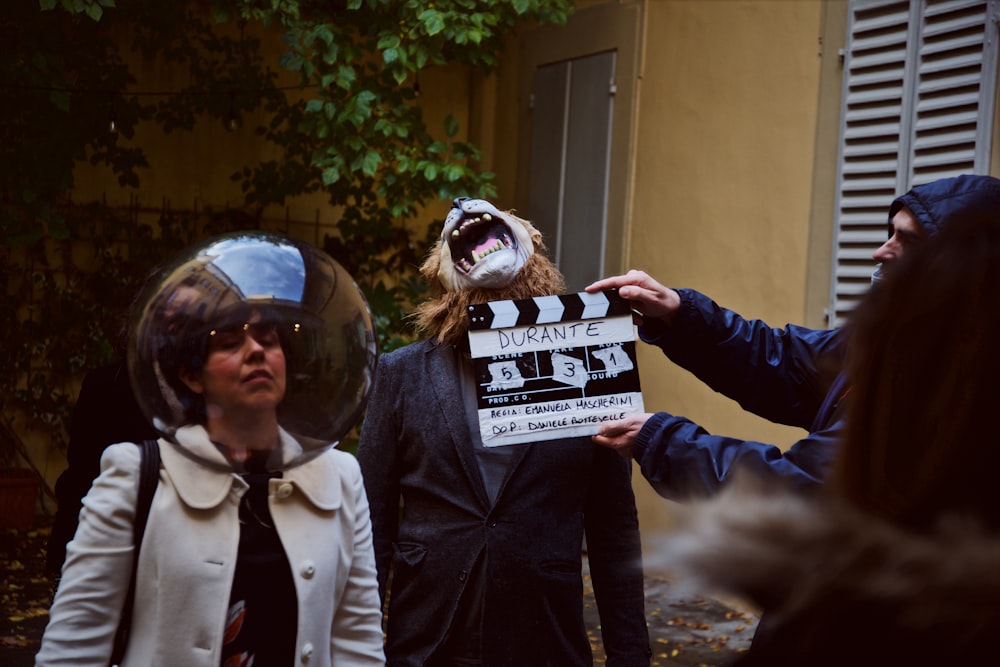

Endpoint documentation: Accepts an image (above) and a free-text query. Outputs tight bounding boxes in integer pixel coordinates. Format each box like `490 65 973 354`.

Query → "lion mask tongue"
437 198 535 291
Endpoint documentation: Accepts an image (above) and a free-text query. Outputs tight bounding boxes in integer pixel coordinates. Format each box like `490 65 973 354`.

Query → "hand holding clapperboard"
466 288 645 446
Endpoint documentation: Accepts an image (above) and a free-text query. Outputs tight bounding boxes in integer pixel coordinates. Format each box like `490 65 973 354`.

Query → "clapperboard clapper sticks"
466 289 645 446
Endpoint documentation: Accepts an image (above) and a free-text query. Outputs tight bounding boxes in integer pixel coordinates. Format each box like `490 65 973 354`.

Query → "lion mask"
413 198 566 346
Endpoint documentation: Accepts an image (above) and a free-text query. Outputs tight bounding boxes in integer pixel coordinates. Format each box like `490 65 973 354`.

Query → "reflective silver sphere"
127 231 378 470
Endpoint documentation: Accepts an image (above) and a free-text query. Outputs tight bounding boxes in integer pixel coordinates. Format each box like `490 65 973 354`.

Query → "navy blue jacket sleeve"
643 289 844 429
632 289 846 498
633 412 843 500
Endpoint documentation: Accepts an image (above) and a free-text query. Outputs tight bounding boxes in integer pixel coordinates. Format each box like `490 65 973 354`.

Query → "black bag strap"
132 439 160 552
110 438 160 666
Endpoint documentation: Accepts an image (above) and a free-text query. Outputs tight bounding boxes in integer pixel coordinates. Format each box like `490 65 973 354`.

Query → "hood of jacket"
658 477 1000 635
888 173 1000 238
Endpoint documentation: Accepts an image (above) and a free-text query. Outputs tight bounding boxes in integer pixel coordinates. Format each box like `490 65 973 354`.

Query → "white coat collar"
160 425 344 511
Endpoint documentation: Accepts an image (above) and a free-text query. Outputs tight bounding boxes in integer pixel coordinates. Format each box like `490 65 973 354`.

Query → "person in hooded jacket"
585 173 1000 499
660 207 1000 666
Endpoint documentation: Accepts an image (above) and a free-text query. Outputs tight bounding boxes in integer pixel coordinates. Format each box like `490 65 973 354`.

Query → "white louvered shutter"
829 0 999 326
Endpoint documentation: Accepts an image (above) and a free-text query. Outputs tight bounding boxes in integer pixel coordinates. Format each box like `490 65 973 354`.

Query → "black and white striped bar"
467 288 632 331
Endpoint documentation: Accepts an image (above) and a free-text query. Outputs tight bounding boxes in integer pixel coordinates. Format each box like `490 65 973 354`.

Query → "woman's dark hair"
156 303 292 425
836 211 1000 533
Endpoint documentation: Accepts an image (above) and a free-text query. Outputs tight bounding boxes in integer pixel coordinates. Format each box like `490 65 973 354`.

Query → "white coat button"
276 483 293 499
300 561 316 578
301 641 314 661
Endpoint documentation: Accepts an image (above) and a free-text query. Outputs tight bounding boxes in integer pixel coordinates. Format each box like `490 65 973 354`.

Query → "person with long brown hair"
358 198 650 667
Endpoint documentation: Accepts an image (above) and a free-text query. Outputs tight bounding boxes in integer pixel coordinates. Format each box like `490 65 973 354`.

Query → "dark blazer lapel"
425 341 492 510
491 445 533 507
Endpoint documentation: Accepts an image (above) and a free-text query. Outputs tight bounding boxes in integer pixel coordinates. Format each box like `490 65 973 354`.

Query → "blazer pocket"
540 559 579 575
392 542 427 567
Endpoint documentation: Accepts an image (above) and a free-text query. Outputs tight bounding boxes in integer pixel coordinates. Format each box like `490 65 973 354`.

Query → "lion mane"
412 212 566 346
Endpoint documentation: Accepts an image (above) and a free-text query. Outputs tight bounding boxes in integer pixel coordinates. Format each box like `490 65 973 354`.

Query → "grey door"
527 51 616 292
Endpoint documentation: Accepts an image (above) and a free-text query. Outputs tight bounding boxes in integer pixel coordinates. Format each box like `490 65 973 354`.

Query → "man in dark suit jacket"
357 199 650 667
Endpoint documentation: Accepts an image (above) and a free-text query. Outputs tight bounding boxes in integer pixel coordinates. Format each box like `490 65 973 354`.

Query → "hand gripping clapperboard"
466 289 645 446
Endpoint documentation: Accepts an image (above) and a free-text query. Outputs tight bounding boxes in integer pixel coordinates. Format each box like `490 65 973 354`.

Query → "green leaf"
414 48 428 69
418 9 445 36
356 89 376 107
361 151 380 176
337 64 356 89
316 24 334 46
321 43 340 65
322 167 341 185
443 114 459 138
377 35 400 50
344 134 363 151
279 50 304 72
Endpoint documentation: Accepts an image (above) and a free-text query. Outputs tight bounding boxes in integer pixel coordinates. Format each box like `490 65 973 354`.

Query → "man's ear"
179 367 204 395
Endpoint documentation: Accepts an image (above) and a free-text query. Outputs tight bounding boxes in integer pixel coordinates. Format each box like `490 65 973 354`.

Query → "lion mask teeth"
448 213 517 273
437 198 535 291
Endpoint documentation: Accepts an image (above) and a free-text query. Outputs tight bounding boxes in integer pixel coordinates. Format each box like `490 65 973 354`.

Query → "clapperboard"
466 289 645 446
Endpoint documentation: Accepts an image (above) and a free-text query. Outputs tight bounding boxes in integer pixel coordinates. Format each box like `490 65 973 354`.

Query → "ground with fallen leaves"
3 517 757 666
583 557 758 666
1 518 53 666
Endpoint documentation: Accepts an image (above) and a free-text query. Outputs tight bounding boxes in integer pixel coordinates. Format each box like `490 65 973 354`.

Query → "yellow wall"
493 0 838 547
629 0 827 544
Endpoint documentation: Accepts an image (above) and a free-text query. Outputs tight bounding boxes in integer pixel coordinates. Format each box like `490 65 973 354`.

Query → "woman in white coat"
36 235 385 667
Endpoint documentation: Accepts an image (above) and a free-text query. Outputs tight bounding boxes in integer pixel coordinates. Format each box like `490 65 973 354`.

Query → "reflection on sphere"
127 231 378 471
